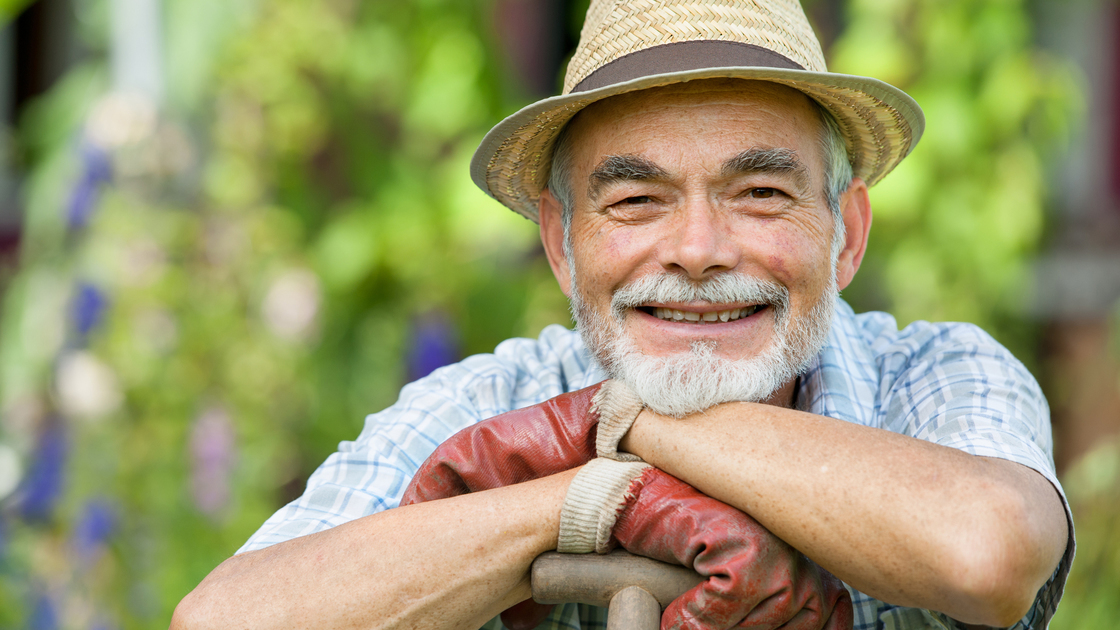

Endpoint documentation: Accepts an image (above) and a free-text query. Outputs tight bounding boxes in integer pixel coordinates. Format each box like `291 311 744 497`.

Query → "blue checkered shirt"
241 299 1073 629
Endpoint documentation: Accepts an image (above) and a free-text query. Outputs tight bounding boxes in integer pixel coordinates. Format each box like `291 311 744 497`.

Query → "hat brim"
471 66 924 222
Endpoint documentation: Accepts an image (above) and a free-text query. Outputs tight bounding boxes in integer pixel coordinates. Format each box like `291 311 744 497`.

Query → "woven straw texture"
474 0 924 222
565 0 827 91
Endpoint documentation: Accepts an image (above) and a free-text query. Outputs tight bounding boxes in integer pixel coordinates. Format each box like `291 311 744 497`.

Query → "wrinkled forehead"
564 78 825 162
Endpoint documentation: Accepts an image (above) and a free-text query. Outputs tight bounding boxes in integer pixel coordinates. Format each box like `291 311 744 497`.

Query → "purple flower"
407 313 459 382
190 407 236 517
72 282 108 339
66 143 112 229
17 423 68 522
72 498 117 562
28 592 58 630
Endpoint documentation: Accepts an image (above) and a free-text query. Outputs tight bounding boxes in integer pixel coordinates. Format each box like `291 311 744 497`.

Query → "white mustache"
610 273 789 319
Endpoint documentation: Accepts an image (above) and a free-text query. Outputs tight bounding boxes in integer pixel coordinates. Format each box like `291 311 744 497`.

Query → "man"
173 1 1072 629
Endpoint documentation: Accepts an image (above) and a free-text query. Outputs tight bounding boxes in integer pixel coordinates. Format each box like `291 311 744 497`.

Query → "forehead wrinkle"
722 147 811 191
587 154 671 201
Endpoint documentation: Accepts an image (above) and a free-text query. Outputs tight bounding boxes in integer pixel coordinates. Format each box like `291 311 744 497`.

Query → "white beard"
570 270 837 417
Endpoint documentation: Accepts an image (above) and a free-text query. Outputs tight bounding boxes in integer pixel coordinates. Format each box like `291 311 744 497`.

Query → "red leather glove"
400 382 605 503
400 382 608 630
560 460 853 630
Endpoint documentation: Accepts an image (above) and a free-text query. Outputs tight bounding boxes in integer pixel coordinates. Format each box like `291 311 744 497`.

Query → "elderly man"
173 1 1072 629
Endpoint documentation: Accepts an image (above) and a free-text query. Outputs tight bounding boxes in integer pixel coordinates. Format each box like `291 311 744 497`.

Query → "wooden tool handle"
531 549 703 607
531 550 703 630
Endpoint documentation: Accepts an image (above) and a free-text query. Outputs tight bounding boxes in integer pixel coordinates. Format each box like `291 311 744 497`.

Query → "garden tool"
531 549 702 630
558 459 855 630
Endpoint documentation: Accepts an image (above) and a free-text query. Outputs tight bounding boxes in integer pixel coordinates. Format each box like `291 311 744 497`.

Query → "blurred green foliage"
0 0 568 626
1052 307 1120 629
0 0 34 25
831 0 1082 365
0 0 1105 628
1051 439 1120 630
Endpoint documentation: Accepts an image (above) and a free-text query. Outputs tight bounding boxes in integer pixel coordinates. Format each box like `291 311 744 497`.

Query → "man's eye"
618 195 652 205
749 188 777 199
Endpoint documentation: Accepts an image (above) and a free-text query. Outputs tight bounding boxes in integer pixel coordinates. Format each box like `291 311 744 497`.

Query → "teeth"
651 305 764 323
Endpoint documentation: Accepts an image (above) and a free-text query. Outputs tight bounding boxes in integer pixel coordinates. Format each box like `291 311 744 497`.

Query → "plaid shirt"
241 299 1073 630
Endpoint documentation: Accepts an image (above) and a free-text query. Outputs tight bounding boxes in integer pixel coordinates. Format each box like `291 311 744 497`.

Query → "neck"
761 376 798 409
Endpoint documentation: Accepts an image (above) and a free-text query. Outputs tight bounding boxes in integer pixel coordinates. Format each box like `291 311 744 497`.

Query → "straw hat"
471 0 924 222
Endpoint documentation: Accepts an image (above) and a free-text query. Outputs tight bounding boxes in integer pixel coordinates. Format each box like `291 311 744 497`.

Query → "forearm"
172 469 577 630
621 403 1067 626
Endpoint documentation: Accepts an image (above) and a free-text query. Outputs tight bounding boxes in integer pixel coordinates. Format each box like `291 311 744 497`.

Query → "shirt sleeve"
236 327 586 554
880 321 1074 629
237 356 522 554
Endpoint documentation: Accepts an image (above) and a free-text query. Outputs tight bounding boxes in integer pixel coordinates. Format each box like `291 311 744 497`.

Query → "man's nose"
658 199 740 279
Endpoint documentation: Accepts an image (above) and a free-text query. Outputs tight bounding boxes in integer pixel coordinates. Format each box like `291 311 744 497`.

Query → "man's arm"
620 404 1068 627
170 469 577 630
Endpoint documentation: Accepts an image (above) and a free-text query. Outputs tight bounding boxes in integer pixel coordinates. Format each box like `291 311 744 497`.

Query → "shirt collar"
795 298 880 427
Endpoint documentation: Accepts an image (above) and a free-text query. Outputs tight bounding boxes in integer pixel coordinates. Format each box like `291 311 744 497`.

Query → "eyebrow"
587 154 670 201
721 147 810 190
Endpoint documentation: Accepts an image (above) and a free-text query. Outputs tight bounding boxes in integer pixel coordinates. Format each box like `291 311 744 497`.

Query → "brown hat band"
571 40 805 94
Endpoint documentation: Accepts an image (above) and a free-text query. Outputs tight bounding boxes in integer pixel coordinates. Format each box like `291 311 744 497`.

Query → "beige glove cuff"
593 380 645 462
557 458 651 554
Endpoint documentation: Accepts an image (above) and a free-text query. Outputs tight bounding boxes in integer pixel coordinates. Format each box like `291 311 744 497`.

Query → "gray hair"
547 99 853 262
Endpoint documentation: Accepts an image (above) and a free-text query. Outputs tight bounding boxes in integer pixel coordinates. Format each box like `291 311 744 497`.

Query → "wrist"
593 380 645 461
508 468 583 553
557 459 651 553
618 408 656 461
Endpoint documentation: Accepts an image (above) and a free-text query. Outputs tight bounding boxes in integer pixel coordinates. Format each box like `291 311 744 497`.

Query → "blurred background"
0 0 1116 627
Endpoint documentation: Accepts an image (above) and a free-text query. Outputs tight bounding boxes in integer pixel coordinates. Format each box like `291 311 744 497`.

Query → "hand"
561 460 853 630
400 382 608 630
621 468 852 630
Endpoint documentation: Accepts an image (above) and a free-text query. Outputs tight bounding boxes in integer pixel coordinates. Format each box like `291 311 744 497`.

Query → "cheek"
575 224 646 284
756 227 832 292
766 249 791 278
759 230 808 280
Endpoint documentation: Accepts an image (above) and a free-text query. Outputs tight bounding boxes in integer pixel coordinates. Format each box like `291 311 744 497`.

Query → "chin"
570 269 839 416
600 336 797 417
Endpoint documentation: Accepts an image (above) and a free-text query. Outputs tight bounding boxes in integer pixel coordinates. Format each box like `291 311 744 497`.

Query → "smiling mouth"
638 304 767 323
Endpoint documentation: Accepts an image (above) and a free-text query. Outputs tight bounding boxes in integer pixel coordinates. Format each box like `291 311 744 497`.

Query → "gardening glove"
401 379 645 503
559 458 854 630
399 380 644 630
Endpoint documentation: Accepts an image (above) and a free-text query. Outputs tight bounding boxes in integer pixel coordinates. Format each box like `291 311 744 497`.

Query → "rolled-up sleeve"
237 325 592 554
882 322 1073 629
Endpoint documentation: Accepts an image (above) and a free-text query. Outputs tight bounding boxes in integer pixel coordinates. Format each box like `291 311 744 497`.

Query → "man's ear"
539 188 573 297
835 178 872 291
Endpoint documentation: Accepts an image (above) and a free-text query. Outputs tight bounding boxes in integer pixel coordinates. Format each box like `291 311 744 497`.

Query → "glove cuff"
593 380 645 462
558 458 650 554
